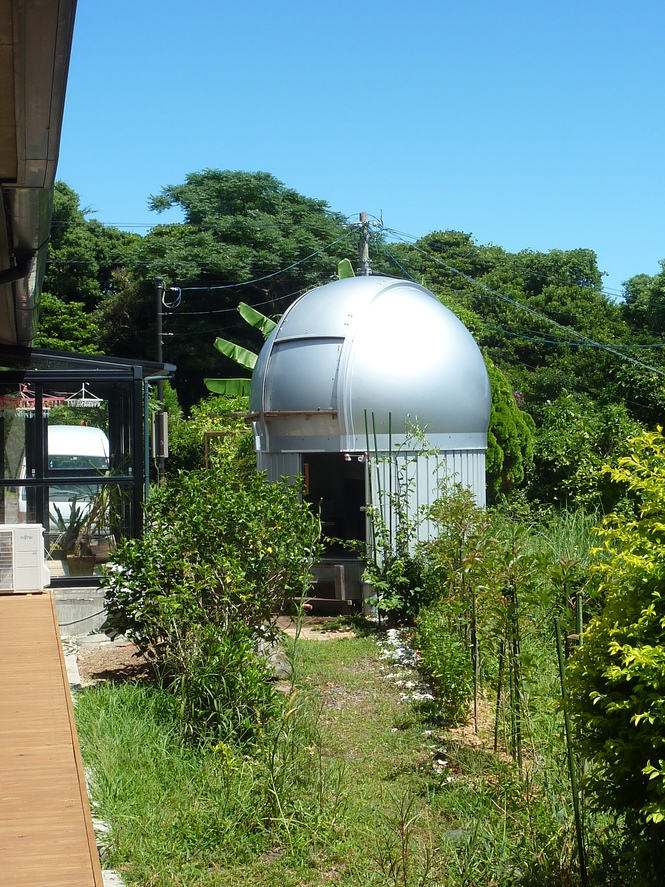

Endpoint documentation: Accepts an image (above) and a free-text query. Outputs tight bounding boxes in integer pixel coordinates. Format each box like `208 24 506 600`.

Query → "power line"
399 239 665 379
381 226 628 301
177 230 354 292
165 286 309 318
46 216 641 301
483 323 665 350
376 239 419 283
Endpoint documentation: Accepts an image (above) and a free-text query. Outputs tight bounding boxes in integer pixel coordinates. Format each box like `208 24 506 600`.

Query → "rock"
267 649 292 680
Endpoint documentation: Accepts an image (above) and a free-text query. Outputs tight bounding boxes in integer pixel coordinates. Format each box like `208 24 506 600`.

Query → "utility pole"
155 277 167 484
357 212 371 276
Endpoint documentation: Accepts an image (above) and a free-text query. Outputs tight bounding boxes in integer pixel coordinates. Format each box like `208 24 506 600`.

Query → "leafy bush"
103 466 322 742
363 552 428 625
528 393 641 510
421 483 490 608
567 428 665 835
362 425 433 623
485 358 535 503
166 392 253 475
415 604 473 724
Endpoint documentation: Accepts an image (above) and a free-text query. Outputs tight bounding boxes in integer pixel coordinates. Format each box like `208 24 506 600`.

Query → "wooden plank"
0 592 103 886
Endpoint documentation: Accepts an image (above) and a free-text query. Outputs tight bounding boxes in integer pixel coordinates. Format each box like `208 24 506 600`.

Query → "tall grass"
77 509 637 886
76 679 343 886
76 623 619 886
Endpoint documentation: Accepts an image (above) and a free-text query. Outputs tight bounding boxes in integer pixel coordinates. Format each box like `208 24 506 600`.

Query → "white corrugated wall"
256 452 302 484
366 449 486 548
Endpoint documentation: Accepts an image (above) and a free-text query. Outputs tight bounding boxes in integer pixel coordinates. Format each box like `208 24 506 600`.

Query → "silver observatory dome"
250 276 491 455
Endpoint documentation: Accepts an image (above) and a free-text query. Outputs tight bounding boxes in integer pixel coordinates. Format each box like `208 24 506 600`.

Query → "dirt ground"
75 640 152 687
74 616 356 687
274 615 356 641
72 620 501 771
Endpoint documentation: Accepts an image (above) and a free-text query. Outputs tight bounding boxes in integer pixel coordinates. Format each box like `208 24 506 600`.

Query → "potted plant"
50 497 87 559
68 484 118 574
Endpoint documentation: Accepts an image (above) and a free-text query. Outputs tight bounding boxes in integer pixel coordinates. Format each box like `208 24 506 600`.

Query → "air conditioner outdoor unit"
0 524 50 592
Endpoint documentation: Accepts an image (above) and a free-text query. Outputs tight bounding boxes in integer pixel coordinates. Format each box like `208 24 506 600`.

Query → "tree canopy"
37 172 665 504
45 181 140 312
92 170 353 407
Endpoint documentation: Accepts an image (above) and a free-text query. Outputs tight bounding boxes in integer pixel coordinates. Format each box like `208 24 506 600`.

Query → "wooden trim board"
0 592 103 886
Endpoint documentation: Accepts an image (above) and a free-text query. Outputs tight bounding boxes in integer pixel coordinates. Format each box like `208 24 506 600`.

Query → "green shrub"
415 604 473 724
362 424 433 624
161 624 279 743
166 392 252 475
485 358 535 503
103 467 322 742
363 552 428 625
528 393 641 510
567 428 665 836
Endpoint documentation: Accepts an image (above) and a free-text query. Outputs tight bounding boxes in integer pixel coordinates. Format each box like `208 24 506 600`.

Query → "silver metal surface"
250 276 491 455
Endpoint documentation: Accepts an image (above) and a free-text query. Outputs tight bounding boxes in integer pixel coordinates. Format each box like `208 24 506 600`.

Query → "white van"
19 425 110 527
47 425 109 472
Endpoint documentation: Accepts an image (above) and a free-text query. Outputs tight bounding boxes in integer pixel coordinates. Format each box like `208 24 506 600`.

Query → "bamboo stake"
494 639 505 753
472 584 478 733
512 581 523 775
555 617 588 887
388 411 393 550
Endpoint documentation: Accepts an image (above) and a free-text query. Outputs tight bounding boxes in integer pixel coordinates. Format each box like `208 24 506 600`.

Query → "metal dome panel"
344 282 490 437
250 276 491 454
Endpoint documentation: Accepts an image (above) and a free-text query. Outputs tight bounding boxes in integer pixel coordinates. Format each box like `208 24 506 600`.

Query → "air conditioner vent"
0 525 50 592
0 531 13 590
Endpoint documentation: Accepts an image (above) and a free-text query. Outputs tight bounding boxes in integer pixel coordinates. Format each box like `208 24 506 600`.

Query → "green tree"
45 181 139 311
568 428 665 855
33 292 101 353
485 358 535 502
139 169 350 299
92 268 159 360
622 264 665 336
99 170 352 409
103 466 323 742
166 392 253 476
529 393 642 510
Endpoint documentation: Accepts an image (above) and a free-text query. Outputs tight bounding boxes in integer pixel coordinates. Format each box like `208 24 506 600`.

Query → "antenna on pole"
155 277 167 484
357 212 371 276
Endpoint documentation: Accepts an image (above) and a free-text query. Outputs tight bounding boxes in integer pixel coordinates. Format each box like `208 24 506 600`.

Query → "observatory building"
249 275 491 601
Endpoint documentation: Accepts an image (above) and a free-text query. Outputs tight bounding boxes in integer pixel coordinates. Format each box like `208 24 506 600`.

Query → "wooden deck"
0 592 103 887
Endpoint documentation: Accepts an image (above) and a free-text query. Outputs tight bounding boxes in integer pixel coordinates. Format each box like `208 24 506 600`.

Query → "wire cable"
400 240 665 379
177 230 354 292
164 286 309 317
381 226 627 300
483 323 665 350
376 239 419 283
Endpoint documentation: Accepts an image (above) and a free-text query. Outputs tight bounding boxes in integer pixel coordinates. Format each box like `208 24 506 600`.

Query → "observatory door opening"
303 453 366 557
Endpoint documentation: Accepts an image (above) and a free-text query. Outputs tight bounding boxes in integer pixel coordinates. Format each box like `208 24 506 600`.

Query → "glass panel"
0 384 34 481
0 370 141 579
44 382 135 478
0 484 36 524
45 385 110 481
46 482 132 578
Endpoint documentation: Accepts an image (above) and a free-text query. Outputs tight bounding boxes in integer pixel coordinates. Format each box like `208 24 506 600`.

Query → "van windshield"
48 455 109 471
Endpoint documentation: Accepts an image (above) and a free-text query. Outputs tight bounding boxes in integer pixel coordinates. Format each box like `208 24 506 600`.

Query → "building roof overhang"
0 0 78 347
0 344 176 381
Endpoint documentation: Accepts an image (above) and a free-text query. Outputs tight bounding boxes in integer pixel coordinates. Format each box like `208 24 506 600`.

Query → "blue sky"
57 1 665 297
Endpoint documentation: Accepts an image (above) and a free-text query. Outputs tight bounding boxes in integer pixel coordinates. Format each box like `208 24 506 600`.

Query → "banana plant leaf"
204 378 252 396
238 302 277 338
213 337 258 370
337 258 355 279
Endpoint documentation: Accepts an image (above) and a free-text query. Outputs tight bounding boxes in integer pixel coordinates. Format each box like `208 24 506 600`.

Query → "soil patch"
75 641 152 687
73 617 355 687
275 615 356 641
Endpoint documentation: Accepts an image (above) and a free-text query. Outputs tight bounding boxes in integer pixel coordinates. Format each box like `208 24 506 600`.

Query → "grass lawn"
76 627 586 886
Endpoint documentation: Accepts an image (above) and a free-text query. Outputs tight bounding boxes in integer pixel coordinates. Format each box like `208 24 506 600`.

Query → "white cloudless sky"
57 0 665 297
